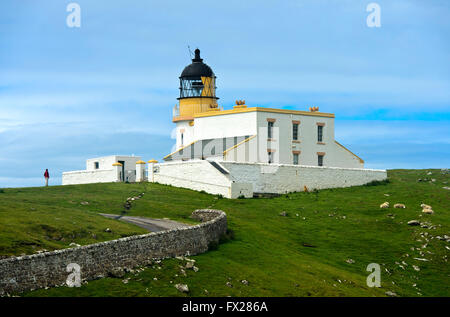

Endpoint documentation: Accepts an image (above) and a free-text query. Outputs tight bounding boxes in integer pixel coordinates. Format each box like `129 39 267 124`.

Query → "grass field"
0 169 449 297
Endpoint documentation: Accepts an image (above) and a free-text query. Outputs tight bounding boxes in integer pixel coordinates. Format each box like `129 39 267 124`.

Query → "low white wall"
154 160 233 198
220 161 387 194
62 169 118 185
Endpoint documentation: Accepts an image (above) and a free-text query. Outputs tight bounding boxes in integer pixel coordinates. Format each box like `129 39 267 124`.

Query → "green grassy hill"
0 169 449 297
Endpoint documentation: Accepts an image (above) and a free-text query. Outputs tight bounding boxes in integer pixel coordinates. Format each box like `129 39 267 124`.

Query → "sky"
0 0 449 187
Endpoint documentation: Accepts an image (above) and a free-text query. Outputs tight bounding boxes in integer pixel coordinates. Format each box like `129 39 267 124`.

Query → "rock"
385 291 398 297
380 202 389 208
427 172 432 175
193 266 199 272
394 203 406 209
175 284 189 293
384 194 390 196
241 280 249 285
185 261 194 269
443 187 450 190
345 259 355 264
109 267 125 278
413 265 420 271
226 282 233 288
122 278 130 284
80 201 89 205
407 220 420 226
105 228 112 232
280 211 287 217
69 243 81 247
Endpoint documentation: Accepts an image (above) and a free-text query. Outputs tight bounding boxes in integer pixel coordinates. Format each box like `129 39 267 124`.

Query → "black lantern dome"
179 49 218 100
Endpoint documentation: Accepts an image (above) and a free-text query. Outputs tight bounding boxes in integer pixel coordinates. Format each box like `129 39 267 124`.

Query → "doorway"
118 160 125 182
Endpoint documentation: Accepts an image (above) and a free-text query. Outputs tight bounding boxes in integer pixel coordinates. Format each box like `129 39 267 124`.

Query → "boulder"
394 203 406 209
185 261 194 269
175 284 189 293
108 267 125 278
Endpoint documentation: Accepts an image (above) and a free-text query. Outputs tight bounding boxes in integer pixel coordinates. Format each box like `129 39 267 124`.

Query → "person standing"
44 169 49 186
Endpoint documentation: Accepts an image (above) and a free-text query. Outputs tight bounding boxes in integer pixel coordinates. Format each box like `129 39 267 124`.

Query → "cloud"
0 0 449 188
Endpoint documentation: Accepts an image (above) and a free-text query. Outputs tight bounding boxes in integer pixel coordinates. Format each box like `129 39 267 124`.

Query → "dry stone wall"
0 209 227 295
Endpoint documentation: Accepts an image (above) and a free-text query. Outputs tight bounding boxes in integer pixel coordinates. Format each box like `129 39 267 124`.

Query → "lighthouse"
173 49 219 149
62 48 384 197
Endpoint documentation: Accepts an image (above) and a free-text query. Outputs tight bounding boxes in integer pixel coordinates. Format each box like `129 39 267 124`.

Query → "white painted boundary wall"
220 161 387 193
62 169 118 185
153 160 387 198
153 160 233 198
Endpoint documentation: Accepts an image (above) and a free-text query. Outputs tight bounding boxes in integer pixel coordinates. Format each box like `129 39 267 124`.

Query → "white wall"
64 155 141 185
186 110 363 169
153 160 387 198
62 169 118 185
221 161 386 194
223 135 259 163
175 121 194 149
330 141 364 168
194 111 257 140
255 111 337 166
154 160 233 197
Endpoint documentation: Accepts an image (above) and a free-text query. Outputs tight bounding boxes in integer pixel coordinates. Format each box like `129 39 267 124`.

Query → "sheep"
380 202 390 208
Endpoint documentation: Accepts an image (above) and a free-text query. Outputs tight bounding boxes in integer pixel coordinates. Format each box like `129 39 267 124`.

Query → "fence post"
136 160 146 182
112 162 123 182
147 159 158 182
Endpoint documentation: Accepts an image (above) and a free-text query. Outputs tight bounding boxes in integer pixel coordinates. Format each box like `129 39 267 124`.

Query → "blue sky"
0 0 449 187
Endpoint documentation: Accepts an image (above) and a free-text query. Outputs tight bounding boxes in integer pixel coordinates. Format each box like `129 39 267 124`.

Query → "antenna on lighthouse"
187 45 194 59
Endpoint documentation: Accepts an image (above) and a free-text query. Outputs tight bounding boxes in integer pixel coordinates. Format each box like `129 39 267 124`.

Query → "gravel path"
99 213 191 232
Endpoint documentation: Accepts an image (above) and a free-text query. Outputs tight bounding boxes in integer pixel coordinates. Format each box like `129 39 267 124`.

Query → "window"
317 125 323 142
293 153 299 165
94 162 99 169
318 155 324 166
181 133 184 146
268 151 274 164
268 121 274 139
293 123 299 141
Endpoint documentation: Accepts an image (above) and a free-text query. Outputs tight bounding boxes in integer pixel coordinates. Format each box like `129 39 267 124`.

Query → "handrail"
222 135 256 157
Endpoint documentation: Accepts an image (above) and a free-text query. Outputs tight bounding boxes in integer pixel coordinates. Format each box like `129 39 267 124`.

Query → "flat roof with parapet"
193 107 335 119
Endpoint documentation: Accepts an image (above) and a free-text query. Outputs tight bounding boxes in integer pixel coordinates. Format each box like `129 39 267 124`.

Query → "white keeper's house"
62 49 387 198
